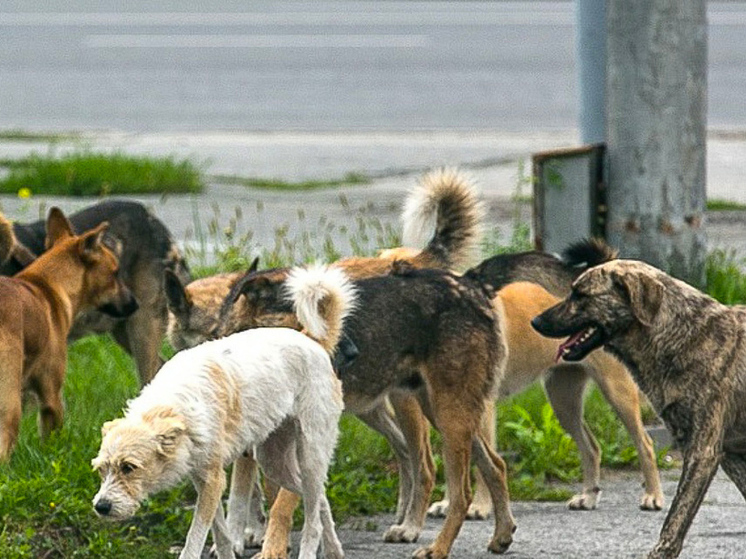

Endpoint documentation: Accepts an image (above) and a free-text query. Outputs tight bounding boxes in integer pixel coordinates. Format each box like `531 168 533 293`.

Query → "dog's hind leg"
319 494 344 559
181 465 227 559
544 364 602 510
379 392 434 543
0 349 23 461
35 360 65 440
429 402 496 520
588 359 664 510
259 489 299 559
225 453 261 555
471 433 516 553
413 396 476 559
720 453 746 501
295 431 338 559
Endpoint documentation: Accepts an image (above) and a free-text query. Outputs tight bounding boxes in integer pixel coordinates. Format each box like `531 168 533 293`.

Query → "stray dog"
427 239 662 516
92 265 354 559
532 259 746 559
0 208 138 460
164 168 485 549
218 263 515 559
0 200 190 383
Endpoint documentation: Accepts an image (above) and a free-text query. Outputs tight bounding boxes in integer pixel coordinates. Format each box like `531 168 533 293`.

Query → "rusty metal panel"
532 144 606 254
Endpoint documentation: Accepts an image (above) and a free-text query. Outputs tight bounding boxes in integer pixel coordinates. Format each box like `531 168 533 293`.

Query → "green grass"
0 151 204 196
212 172 370 191
706 198 746 211
0 129 82 143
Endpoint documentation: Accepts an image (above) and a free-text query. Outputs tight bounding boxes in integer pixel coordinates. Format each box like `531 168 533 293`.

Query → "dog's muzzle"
94 499 113 517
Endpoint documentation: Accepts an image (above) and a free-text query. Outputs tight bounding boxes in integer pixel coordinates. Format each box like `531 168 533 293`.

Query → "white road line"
84 34 431 48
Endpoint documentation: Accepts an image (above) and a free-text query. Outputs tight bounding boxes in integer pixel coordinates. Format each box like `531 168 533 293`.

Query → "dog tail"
562 238 618 268
403 168 485 270
285 265 357 354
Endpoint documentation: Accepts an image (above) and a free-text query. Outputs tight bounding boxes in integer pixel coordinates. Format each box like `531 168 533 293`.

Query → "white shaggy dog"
92 265 355 559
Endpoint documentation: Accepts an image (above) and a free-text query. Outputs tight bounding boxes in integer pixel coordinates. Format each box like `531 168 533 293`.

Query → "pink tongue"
555 331 585 362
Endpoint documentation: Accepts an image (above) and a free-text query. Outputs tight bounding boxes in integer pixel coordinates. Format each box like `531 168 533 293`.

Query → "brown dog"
0 208 138 461
532 259 746 558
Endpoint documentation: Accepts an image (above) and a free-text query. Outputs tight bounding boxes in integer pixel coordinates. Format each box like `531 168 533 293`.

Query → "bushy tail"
284 265 356 354
402 168 485 270
562 238 618 268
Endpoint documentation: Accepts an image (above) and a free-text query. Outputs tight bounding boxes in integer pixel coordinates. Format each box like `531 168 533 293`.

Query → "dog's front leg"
648 420 723 559
181 465 231 559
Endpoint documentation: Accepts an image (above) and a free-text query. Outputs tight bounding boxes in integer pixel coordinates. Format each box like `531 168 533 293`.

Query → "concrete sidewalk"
1 129 746 260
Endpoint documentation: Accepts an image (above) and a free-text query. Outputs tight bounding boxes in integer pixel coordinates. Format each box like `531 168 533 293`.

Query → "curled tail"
562 237 618 268
402 168 485 270
284 265 357 354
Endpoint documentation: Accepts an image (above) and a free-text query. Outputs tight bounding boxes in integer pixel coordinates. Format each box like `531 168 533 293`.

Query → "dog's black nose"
530 316 543 333
94 500 112 516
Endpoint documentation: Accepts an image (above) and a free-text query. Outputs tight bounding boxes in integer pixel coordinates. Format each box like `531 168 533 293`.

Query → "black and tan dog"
437 240 663 515
0 200 190 383
219 262 515 559
164 169 484 550
532 258 746 559
0 208 138 461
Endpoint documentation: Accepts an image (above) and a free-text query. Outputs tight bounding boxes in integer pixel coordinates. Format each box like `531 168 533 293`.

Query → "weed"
706 198 746 211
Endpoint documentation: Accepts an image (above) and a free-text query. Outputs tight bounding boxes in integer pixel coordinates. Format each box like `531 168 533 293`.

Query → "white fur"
401 167 482 250
93 330 346 559
285 264 356 343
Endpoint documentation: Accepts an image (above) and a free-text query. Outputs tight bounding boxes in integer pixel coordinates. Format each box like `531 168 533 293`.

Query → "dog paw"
251 551 288 559
383 523 420 543
411 545 447 559
466 502 492 520
640 492 664 511
426 499 449 518
567 490 600 510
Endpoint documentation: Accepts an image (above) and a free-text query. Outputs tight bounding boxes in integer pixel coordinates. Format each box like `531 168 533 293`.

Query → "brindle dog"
532 259 746 559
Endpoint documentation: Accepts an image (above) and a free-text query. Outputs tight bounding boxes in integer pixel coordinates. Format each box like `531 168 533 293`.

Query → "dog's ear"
101 417 124 438
248 256 259 273
153 416 186 456
78 222 111 263
164 269 191 319
615 271 663 327
45 207 75 249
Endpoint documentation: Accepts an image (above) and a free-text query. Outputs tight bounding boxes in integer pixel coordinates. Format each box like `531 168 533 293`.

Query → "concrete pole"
576 0 606 144
606 0 707 285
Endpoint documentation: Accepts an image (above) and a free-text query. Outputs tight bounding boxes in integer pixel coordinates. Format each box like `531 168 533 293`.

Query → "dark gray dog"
532 258 746 559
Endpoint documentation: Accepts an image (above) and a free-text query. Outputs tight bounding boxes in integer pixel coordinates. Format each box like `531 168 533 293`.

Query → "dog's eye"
120 462 137 475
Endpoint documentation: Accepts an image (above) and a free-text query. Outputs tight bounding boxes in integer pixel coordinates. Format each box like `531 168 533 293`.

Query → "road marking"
83 34 431 48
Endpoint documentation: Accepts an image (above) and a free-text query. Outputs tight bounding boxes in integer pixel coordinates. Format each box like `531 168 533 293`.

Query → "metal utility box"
532 144 606 254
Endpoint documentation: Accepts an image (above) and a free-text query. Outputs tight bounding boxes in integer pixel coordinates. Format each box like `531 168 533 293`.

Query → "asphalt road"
207 469 746 559
1 1 746 132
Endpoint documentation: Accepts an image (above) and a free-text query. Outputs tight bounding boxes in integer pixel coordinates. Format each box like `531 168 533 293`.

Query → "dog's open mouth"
555 325 604 362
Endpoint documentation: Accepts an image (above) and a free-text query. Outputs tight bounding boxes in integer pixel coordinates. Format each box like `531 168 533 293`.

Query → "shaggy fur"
533 259 746 559
163 168 485 552
0 200 190 383
432 239 662 515
0 208 137 461
92 265 354 559
217 264 514 559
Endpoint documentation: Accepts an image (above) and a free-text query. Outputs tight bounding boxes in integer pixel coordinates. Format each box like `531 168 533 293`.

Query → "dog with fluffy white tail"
92 264 356 559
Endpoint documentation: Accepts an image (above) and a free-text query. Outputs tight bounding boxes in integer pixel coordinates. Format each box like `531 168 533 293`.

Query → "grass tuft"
0 151 204 196
212 172 370 191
